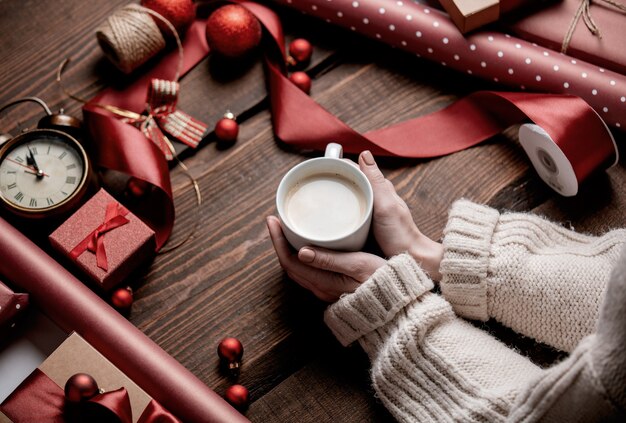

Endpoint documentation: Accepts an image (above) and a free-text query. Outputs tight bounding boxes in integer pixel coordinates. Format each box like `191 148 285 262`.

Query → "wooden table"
1 1 624 421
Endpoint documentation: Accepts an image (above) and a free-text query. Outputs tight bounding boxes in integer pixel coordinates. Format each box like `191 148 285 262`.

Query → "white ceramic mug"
276 143 373 251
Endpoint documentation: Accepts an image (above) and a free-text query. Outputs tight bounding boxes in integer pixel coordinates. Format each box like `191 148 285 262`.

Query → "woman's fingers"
298 247 385 283
266 216 362 301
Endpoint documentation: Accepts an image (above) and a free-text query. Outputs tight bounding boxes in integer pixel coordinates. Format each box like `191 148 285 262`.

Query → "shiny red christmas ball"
126 177 150 198
289 38 313 64
205 4 262 58
215 116 239 142
289 71 311 94
111 287 134 310
65 373 99 403
141 0 196 35
224 384 249 409
217 337 244 368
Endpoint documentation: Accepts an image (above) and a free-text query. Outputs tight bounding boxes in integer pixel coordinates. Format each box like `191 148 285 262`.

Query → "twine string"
562 0 626 53
56 5 201 253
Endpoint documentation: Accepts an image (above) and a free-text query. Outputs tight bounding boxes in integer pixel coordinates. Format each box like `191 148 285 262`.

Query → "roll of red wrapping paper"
272 0 626 131
0 217 248 423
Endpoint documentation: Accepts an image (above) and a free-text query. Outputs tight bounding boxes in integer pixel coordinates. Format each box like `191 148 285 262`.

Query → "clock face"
0 130 87 213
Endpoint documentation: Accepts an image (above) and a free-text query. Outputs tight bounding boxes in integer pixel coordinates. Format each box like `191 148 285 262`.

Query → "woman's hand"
358 151 443 280
267 215 386 302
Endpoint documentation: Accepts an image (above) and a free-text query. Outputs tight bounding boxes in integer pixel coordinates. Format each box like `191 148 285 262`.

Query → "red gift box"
49 189 155 292
508 0 626 75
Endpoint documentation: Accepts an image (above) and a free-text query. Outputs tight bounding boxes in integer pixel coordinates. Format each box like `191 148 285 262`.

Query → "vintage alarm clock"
0 97 93 219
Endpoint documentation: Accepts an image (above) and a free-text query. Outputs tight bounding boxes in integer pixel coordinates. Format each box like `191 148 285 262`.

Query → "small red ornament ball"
224 384 249 409
65 373 99 403
217 337 244 366
141 0 196 35
111 287 134 310
126 177 150 198
215 116 239 142
205 5 262 58
289 72 311 94
289 38 313 64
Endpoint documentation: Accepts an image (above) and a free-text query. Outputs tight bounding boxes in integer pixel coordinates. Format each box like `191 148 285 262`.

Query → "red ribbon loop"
89 388 181 423
124 79 208 160
0 369 181 423
70 202 130 271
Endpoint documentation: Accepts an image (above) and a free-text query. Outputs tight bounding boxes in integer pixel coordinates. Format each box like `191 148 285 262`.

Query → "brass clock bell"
0 97 93 219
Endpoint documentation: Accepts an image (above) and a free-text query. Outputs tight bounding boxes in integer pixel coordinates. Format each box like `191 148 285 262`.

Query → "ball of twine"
96 4 166 74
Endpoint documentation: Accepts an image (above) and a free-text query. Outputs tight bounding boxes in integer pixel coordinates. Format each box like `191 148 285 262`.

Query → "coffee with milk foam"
284 173 367 241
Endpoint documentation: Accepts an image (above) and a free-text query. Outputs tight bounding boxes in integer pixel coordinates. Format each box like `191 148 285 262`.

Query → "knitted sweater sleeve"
439 200 626 352
324 254 544 422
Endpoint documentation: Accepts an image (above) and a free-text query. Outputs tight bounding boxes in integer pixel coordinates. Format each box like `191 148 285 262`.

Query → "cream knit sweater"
324 200 626 422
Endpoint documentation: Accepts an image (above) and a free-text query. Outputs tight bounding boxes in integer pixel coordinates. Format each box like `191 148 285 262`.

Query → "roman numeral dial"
0 130 89 215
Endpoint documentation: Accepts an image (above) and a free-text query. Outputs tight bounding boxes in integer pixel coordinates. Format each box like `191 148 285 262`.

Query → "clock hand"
26 147 45 179
5 158 49 177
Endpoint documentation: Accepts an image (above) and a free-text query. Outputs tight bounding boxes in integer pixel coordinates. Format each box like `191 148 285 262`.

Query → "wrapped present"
440 0 543 33
0 332 180 422
0 281 28 342
49 189 156 292
508 0 626 75
272 0 626 130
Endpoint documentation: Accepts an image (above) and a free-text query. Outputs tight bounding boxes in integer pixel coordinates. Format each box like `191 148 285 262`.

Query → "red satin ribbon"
69 202 130 271
247 2 616 182
0 369 180 423
83 21 210 251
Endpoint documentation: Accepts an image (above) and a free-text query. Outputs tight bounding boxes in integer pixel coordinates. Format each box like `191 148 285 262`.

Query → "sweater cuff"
324 253 434 346
440 199 499 321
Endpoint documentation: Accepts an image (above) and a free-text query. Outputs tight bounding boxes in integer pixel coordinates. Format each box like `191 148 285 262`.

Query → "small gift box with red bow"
49 189 156 292
0 332 180 422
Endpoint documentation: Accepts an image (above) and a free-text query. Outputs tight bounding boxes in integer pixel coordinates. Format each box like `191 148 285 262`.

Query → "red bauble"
224 384 249 409
289 72 311 94
205 5 262 58
217 337 244 369
126 177 150 198
111 287 134 310
65 373 99 403
141 0 196 35
288 38 313 64
215 115 239 142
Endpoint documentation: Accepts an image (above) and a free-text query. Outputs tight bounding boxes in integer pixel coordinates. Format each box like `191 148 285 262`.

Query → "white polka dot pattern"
275 0 625 129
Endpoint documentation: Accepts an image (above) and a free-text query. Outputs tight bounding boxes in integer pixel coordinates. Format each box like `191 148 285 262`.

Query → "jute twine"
562 0 626 54
96 4 166 74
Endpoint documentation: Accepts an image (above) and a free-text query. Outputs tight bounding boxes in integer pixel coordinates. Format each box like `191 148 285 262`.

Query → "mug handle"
325 143 343 159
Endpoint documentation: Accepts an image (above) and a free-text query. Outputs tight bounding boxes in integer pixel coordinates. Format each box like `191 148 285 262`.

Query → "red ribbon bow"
70 202 130 272
123 79 208 160
0 369 180 423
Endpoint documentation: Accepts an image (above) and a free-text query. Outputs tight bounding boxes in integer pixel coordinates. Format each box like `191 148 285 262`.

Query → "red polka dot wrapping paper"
273 0 625 131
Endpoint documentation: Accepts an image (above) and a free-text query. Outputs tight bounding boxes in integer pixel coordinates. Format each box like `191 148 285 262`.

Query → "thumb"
358 151 400 213
358 150 387 188
298 247 385 282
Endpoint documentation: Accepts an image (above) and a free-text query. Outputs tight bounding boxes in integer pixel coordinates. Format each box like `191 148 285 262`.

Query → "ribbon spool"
519 122 618 196
96 4 167 74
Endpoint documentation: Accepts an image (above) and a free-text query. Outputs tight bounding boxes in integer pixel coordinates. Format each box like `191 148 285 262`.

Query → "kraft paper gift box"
0 332 179 422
